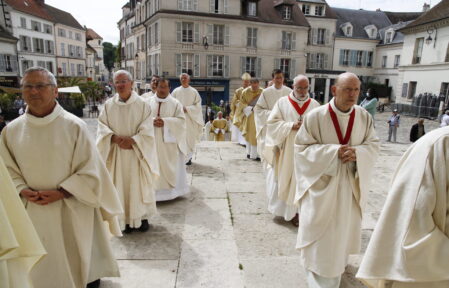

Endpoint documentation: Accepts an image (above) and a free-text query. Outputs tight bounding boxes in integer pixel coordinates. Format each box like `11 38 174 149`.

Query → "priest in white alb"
357 126 449 288
171 73 204 165
230 73 251 145
141 75 159 100
0 67 123 288
0 155 46 288
97 70 159 234
254 69 291 162
294 72 379 287
147 78 189 201
265 75 319 225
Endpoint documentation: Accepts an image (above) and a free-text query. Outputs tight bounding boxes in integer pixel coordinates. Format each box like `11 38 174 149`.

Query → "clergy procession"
1 65 449 288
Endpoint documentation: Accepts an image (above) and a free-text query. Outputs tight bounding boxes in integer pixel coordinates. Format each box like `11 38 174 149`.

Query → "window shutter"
290 59 296 79
176 22 182 43
177 0 182 9
339 49 344 65
254 28 258 48
0 56 5 71
312 28 318 45
224 25 230 46
323 54 328 69
223 0 229 14
176 54 182 77
291 32 296 50
240 56 245 75
158 23 161 44
207 55 213 77
256 57 262 78
193 0 198 11
350 50 357 66
207 24 213 44
308 29 313 45
362 51 368 66
310 53 316 69
281 31 286 49
274 58 280 69
194 54 200 77
224 55 230 78
194 23 200 43
209 0 214 12
325 29 330 45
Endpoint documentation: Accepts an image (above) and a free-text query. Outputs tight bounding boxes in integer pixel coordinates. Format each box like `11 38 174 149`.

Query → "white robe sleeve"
162 100 188 155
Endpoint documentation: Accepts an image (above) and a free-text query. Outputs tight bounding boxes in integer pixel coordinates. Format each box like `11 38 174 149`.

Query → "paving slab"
228 192 268 215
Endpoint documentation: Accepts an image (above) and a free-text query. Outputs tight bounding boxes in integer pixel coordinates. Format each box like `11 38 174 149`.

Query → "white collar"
155 94 172 103
25 102 63 126
113 91 139 105
329 98 354 116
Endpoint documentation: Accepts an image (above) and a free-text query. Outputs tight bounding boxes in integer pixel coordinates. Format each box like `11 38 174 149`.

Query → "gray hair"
179 73 190 80
113 70 133 82
21 66 57 85
293 75 309 86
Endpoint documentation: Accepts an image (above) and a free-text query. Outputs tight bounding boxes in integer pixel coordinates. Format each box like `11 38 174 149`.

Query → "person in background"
440 110 449 127
409 118 425 142
360 88 378 121
387 109 400 142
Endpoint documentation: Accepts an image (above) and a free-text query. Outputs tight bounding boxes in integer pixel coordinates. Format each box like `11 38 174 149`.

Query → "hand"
338 145 357 163
154 117 164 127
183 106 187 113
34 190 65 205
111 134 123 144
292 120 302 131
118 136 135 150
20 188 41 203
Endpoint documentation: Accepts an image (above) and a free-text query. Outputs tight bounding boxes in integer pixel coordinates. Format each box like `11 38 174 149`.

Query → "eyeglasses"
21 83 54 91
294 86 309 91
114 80 130 85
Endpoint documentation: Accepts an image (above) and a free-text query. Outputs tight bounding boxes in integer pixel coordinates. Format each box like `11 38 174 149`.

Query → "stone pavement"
81 111 440 288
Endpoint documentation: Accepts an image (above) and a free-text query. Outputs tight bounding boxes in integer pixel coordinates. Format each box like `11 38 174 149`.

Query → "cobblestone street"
82 112 440 288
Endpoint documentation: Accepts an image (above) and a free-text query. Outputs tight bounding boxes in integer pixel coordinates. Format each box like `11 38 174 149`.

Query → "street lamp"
425 26 435 45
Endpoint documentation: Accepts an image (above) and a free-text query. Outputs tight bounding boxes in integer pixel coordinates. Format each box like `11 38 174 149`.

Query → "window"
61 43 65 56
70 63 75 76
317 28 325 45
212 55 223 76
367 51 373 67
445 43 449 62
37 61 45 68
346 26 352 36
244 57 257 77
408 81 417 99
394 55 400 68
302 4 310 15
282 5 291 20
0 54 18 72
210 0 228 14
22 60 33 72
341 49 350 66
282 31 294 50
20 17 26 28
31 21 41 32
45 40 54 54
247 2 256 16
382 56 387 68
75 33 82 41
154 22 159 44
68 31 73 39
46 61 53 73
77 64 84 76
315 5 324 16
179 0 197 11
385 31 393 44
62 63 67 75
141 36 144 51
356 51 363 66
280 58 290 79
43 24 52 34
179 53 194 75
213 25 224 45
147 26 152 47
308 53 327 69
247 27 257 48
440 82 449 98
58 28 66 37
412 37 424 64
33 38 44 53
182 22 193 42
19 35 31 51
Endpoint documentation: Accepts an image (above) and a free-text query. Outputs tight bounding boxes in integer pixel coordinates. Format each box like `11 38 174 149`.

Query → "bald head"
331 72 361 112
334 72 361 87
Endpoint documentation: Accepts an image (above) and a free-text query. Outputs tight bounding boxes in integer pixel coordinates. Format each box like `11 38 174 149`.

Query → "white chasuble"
357 127 449 288
0 156 46 288
0 104 123 288
294 99 379 277
172 86 204 155
148 95 189 201
97 92 159 228
254 85 291 160
266 94 320 211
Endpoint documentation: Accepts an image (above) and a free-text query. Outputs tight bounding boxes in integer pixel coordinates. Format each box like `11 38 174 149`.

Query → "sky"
44 0 443 45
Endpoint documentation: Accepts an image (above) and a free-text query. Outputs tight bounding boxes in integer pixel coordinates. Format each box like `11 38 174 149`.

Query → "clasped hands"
153 116 164 128
338 145 357 163
20 188 70 205
292 120 302 130
111 134 135 149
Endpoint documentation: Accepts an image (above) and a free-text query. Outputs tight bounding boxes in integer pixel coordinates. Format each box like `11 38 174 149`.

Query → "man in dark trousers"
409 118 425 142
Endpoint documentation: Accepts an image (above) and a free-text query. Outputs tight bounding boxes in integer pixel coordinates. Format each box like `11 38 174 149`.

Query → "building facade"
0 25 20 90
86 28 108 82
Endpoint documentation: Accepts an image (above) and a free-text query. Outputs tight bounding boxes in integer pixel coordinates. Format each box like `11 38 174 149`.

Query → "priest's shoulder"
59 108 89 129
354 104 371 117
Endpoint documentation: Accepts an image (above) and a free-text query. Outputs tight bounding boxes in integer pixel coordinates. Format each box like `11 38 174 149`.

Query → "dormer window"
247 1 257 16
341 22 353 37
282 5 292 20
346 26 352 36
302 4 310 15
315 5 324 16
385 29 395 44
364 25 377 39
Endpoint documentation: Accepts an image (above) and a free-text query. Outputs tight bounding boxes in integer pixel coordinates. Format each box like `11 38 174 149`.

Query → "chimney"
423 3 430 12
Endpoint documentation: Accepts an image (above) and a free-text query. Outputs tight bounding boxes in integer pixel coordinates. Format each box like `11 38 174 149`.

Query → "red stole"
288 97 311 118
328 104 355 145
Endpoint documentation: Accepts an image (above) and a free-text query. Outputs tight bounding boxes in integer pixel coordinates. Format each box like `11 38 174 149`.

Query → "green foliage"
80 81 103 103
115 40 122 64
70 93 86 109
211 102 222 113
57 77 84 88
103 42 116 71
0 93 16 111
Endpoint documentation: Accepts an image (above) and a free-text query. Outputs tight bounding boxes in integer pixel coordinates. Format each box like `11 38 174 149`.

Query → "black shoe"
138 219 150 232
247 154 250 159
122 224 132 234
254 157 261 161
186 159 192 165
86 279 100 288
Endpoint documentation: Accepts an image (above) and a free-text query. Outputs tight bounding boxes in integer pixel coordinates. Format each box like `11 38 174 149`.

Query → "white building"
0 25 20 90
118 2 136 81
395 1 449 105
86 28 108 82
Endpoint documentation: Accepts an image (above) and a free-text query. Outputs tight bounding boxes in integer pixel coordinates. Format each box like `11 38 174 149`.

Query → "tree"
80 81 103 104
103 42 116 72
115 40 122 66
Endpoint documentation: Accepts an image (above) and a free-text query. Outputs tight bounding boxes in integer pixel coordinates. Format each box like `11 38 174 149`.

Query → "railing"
391 103 439 119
